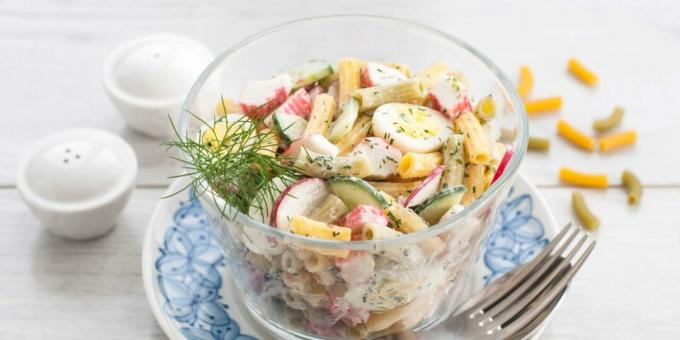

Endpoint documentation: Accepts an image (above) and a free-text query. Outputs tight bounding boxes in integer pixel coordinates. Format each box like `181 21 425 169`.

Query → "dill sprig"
165 105 302 220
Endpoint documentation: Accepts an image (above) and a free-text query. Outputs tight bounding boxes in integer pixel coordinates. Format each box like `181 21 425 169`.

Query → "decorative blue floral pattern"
155 191 257 340
483 187 549 284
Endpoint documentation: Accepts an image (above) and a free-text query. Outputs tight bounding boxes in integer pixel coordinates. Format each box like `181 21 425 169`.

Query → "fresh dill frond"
165 110 302 219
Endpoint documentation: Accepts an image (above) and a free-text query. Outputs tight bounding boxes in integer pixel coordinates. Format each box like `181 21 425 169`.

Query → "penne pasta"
294 149 372 178
335 115 372 155
381 192 429 233
362 223 403 240
303 252 333 273
593 106 624 132
309 194 349 224
337 58 365 106
474 94 496 122
568 58 598 87
599 130 637 152
385 62 412 78
516 66 533 99
398 152 443 179
527 136 551 151
289 216 352 241
559 167 608 188
461 163 488 206
304 94 336 137
440 134 466 189
621 170 642 205
419 61 451 89
524 96 562 115
572 192 600 230
455 112 493 165
368 180 423 198
353 79 428 112
557 118 596 151
257 128 279 158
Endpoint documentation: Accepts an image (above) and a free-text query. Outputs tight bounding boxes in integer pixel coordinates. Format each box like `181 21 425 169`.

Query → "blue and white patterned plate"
142 173 558 340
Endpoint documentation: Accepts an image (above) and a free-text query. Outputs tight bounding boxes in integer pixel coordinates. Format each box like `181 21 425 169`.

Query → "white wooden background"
1 0 679 339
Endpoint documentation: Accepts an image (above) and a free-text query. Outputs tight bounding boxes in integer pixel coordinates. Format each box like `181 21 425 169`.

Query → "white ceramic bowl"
16 128 138 240
103 34 215 139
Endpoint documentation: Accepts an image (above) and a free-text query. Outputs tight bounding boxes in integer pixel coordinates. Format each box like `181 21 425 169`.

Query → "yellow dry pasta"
599 130 637 152
385 62 413 78
455 112 493 165
440 134 466 189
559 167 608 188
397 152 443 179
367 180 423 198
289 216 351 241
568 58 598 87
303 94 336 137
461 163 487 206
334 115 372 155
572 192 600 230
524 96 562 115
353 79 427 112
557 118 596 152
419 61 451 89
621 170 642 205
517 66 533 99
593 106 624 132
337 58 364 106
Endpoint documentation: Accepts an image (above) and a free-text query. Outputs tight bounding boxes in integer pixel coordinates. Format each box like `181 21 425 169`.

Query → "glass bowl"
178 15 527 340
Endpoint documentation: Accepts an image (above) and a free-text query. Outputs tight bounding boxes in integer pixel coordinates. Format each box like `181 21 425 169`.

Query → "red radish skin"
403 165 445 207
277 88 312 119
338 205 388 240
492 148 513 184
270 178 329 230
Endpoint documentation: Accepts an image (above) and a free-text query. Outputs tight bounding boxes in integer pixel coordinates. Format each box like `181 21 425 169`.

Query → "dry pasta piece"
524 96 562 115
516 66 533 99
334 115 371 155
593 106 624 132
455 112 493 164
353 79 427 112
568 58 598 87
572 192 600 230
599 130 637 152
367 180 422 198
621 170 642 205
557 118 596 151
419 61 451 89
527 136 551 151
303 94 336 137
337 58 365 107
559 167 608 188
461 163 488 205
385 62 412 78
397 152 443 179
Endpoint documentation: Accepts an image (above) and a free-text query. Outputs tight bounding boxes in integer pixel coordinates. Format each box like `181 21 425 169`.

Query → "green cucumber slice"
287 60 334 89
414 185 467 224
327 176 387 210
328 97 360 143
273 111 308 145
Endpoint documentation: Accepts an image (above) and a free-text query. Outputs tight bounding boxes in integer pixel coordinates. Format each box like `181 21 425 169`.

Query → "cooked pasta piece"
621 170 642 205
314 268 336 286
337 58 365 106
289 215 352 241
281 250 305 274
335 116 372 155
474 95 496 122
294 149 372 178
517 66 533 99
257 128 279 157
353 79 427 112
309 194 349 223
362 223 403 240
397 152 443 179
455 112 493 164
572 192 600 230
215 96 244 116
385 62 412 78
282 270 312 292
567 58 598 87
365 292 432 332
304 94 336 137
419 61 450 89
599 130 637 152
440 134 466 189
380 192 429 233
559 167 608 188
368 180 423 198
593 106 624 132
304 252 333 273
461 163 488 206
557 118 596 151
527 136 551 151
524 96 562 115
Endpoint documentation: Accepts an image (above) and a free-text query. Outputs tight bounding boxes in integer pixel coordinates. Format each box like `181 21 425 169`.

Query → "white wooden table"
2 1 679 339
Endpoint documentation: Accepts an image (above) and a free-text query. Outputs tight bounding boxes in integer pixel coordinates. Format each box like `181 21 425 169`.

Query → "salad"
172 58 511 338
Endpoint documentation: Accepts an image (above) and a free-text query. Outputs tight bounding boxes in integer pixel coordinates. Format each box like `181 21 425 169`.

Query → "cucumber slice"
287 60 334 89
414 185 467 224
273 111 308 145
328 97 359 143
328 176 387 210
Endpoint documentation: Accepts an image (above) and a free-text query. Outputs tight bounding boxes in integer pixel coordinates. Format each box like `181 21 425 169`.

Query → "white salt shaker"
16 128 138 240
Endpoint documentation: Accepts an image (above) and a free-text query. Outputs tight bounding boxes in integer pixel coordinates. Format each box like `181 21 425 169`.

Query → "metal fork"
380 223 595 340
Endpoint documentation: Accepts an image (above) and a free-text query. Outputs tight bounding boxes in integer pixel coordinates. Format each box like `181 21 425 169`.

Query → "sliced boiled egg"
372 103 452 153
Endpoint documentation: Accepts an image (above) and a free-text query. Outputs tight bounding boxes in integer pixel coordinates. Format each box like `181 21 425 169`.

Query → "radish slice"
283 134 339 159
491 148 513 184
402 165 445 207
360 63 407 87
338 205 389 240
238 74 292 118
270 178 329 231
349 137 402 179
276 88 312 119
308 85 325 102
429 74 472 119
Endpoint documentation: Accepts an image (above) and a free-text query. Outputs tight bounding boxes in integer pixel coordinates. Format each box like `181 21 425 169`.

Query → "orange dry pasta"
599 130 637 152
559 167 608 188
568 58 598 87
517 66 533 99
524 96 562 115
557 119 596 151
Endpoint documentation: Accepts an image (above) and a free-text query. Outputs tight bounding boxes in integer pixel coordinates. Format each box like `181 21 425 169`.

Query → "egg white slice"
371 103 452 153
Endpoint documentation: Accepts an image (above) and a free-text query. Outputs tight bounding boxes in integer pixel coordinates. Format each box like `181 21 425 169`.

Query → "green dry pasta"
572 192 600 230
621 170 642 205
527 136 550 151
593 106 624 132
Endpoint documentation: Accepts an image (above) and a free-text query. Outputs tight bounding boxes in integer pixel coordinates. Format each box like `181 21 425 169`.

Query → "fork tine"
494 239 596 337
481 228 586 322
507 285 566 340
489 230 588 327
459 223 576 315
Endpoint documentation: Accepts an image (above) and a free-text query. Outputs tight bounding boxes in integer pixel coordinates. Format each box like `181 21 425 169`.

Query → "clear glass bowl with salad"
173 15 528 340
